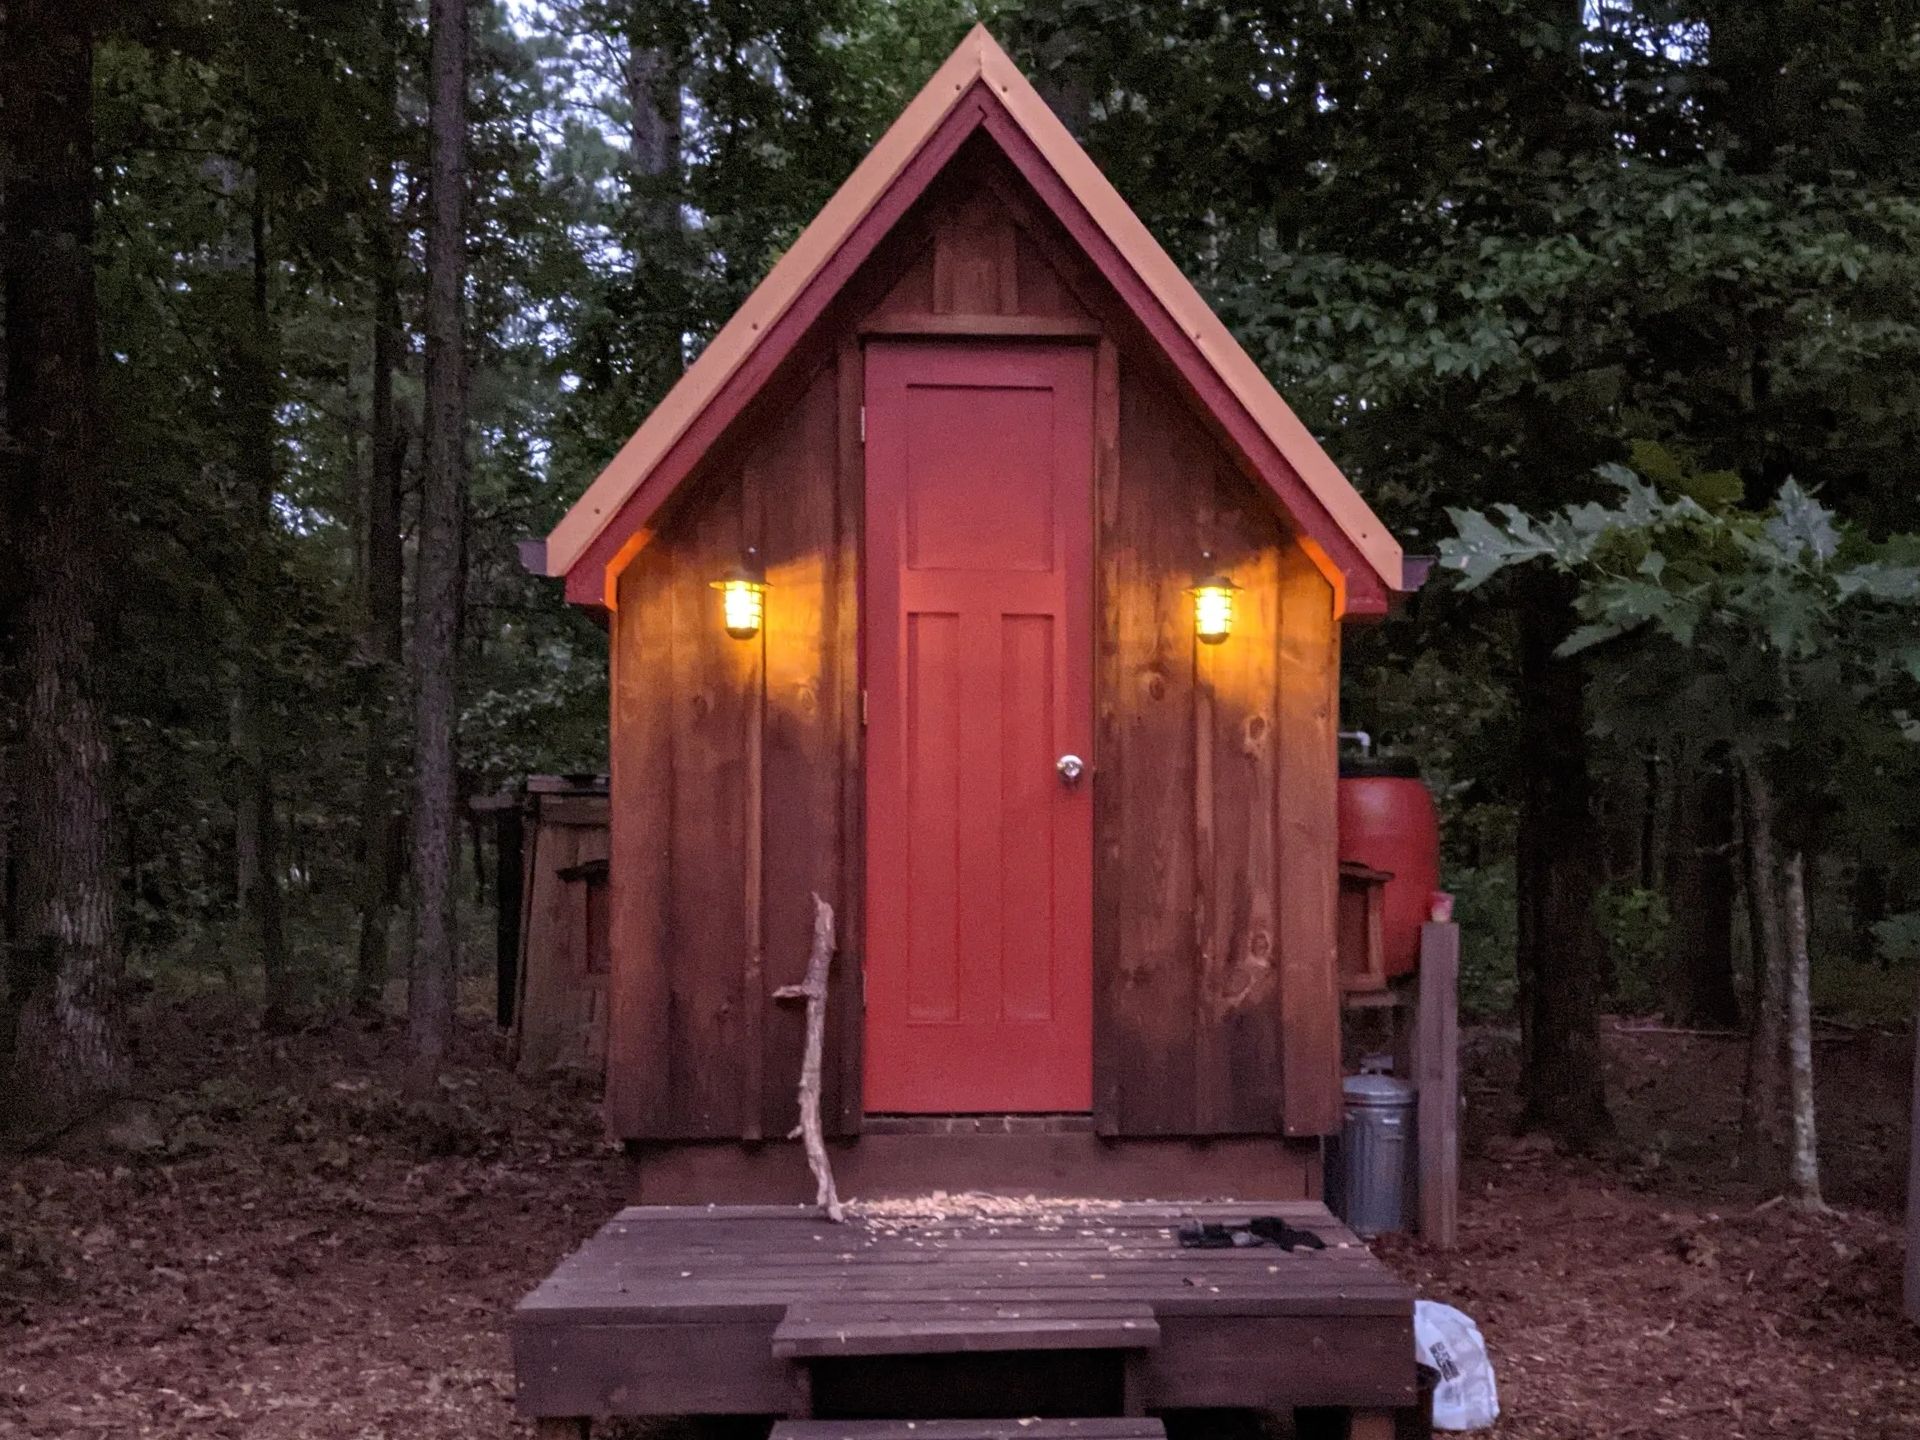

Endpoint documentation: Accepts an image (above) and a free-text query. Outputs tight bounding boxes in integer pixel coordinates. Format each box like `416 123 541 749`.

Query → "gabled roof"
542 26 1403 615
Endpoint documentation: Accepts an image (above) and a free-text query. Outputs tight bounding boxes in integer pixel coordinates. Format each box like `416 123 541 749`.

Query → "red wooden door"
864 341 1094 1113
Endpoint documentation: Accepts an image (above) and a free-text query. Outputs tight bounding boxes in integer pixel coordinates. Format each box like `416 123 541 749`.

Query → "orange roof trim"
542 26 1403 613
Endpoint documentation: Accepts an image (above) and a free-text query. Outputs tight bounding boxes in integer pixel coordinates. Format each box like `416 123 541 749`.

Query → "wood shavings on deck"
849 1192 1142 1222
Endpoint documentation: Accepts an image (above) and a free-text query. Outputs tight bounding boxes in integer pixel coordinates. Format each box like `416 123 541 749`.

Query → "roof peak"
542 25 1401 614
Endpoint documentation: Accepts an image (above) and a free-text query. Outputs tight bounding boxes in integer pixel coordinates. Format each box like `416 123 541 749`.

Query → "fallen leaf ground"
1381 1024 1919 1439
1 1000 1914 1438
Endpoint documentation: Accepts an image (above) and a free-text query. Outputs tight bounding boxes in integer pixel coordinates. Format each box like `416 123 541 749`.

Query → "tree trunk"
1040 68 1094 139
624 9 686 387
624 26 683 238
1638 755 1659 892
1781 850 1824 1210
0 0 128 1131
1664 753 1740 1026
1513 580 1611 1147
1905 979 1920 1321
1739 759 1788 1180
1704 0 1786 173
408 0 469 1093
353 0 407 1017
235 182 291 1030
1852 861 1889 965
0 754 15 1068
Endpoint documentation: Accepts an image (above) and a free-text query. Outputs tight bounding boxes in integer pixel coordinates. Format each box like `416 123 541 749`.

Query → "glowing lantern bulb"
711 565 768 640
1191 573 1239 645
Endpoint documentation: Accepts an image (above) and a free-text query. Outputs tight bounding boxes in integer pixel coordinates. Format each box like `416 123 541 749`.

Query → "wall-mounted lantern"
711 554 768 641
1189 568 1240 645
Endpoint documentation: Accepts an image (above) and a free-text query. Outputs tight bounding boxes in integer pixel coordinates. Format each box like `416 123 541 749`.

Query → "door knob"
1056 754 1086 785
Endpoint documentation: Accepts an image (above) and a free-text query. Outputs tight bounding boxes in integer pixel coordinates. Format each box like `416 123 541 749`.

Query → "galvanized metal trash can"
1341 1065 1415 1238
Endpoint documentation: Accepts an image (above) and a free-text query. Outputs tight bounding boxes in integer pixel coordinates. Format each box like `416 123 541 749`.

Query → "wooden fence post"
1415 922 1460 1249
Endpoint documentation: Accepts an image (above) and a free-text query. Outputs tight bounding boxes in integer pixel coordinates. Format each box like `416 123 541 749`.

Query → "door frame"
857 335 1100 1115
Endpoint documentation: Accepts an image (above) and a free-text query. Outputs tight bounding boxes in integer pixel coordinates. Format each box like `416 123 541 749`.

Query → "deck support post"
1346 1411 1394 1440
1120 1352 1147 1417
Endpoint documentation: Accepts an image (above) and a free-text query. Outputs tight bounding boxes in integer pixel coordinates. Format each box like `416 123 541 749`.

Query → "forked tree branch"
773 894 842 1221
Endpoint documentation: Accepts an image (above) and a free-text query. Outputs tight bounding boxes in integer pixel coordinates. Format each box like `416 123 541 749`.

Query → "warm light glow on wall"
711 561 768 640
1190 573 1240 644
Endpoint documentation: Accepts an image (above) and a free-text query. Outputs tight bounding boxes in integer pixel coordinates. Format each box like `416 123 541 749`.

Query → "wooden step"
771 1300 1162 1359
771 1421 1167 1440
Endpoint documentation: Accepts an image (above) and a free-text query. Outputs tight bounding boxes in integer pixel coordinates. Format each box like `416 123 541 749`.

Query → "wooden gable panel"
865 149 1096 331
931 185 1019 314
867 231 937 323
1012 226 1086 321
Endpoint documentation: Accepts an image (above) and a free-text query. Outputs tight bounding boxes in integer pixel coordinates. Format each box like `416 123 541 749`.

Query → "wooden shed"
529 27 1407 1206
503 776 612 1076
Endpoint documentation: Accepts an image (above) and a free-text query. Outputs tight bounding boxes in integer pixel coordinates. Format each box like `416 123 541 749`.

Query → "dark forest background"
4 0 1919 1204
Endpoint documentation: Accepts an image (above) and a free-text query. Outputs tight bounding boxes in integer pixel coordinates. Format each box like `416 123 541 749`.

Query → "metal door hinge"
860 689 869 727
858 406 866 444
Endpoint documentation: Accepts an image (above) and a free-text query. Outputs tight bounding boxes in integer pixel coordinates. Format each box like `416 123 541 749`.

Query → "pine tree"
408 0 470 1091
1 0 128 1129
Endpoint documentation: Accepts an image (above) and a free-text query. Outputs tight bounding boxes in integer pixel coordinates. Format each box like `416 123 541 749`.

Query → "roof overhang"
539 26 1404 619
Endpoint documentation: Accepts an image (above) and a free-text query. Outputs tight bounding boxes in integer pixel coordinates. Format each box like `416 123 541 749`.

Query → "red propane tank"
1337 754 1441 980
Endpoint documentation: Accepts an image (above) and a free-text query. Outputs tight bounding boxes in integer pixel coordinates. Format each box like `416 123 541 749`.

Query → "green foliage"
46 0 1920 1035
1444 465 1920 1023
1630 440 1744 513
1872 913 1920 966
1441 472 1920 769
1015 0 1920 1038
1453 869 1677 1020
1810 951 1920 1027
79 0 1005 995
1595 884 1672 1018
1448 862 1517 1021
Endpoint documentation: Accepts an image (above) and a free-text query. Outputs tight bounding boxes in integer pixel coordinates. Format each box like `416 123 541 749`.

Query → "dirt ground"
1 1000 1915 1439
1377 1023 1919 1439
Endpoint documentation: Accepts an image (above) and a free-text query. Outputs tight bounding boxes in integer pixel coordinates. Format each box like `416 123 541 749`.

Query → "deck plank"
773 1422 1166 1440
511 1200 1417 1417
773 1300 1160 1357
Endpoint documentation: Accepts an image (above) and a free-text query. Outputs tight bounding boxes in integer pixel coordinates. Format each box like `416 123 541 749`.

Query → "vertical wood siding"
604 367 852 1140
1275 542 1343 1135
1094 371 1339 1136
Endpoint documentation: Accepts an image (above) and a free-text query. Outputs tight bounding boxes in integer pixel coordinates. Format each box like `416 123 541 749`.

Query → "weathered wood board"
511 781 610 1076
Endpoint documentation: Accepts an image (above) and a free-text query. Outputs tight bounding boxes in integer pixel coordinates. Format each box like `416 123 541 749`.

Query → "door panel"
904 609 961 1024
865 342 1094 1113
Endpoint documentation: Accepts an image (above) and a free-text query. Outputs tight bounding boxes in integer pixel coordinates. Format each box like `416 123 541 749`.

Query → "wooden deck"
512 1201 1417 1426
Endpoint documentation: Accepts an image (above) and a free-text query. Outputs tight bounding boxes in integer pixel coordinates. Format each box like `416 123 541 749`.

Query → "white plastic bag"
1414 1299 1500 1431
